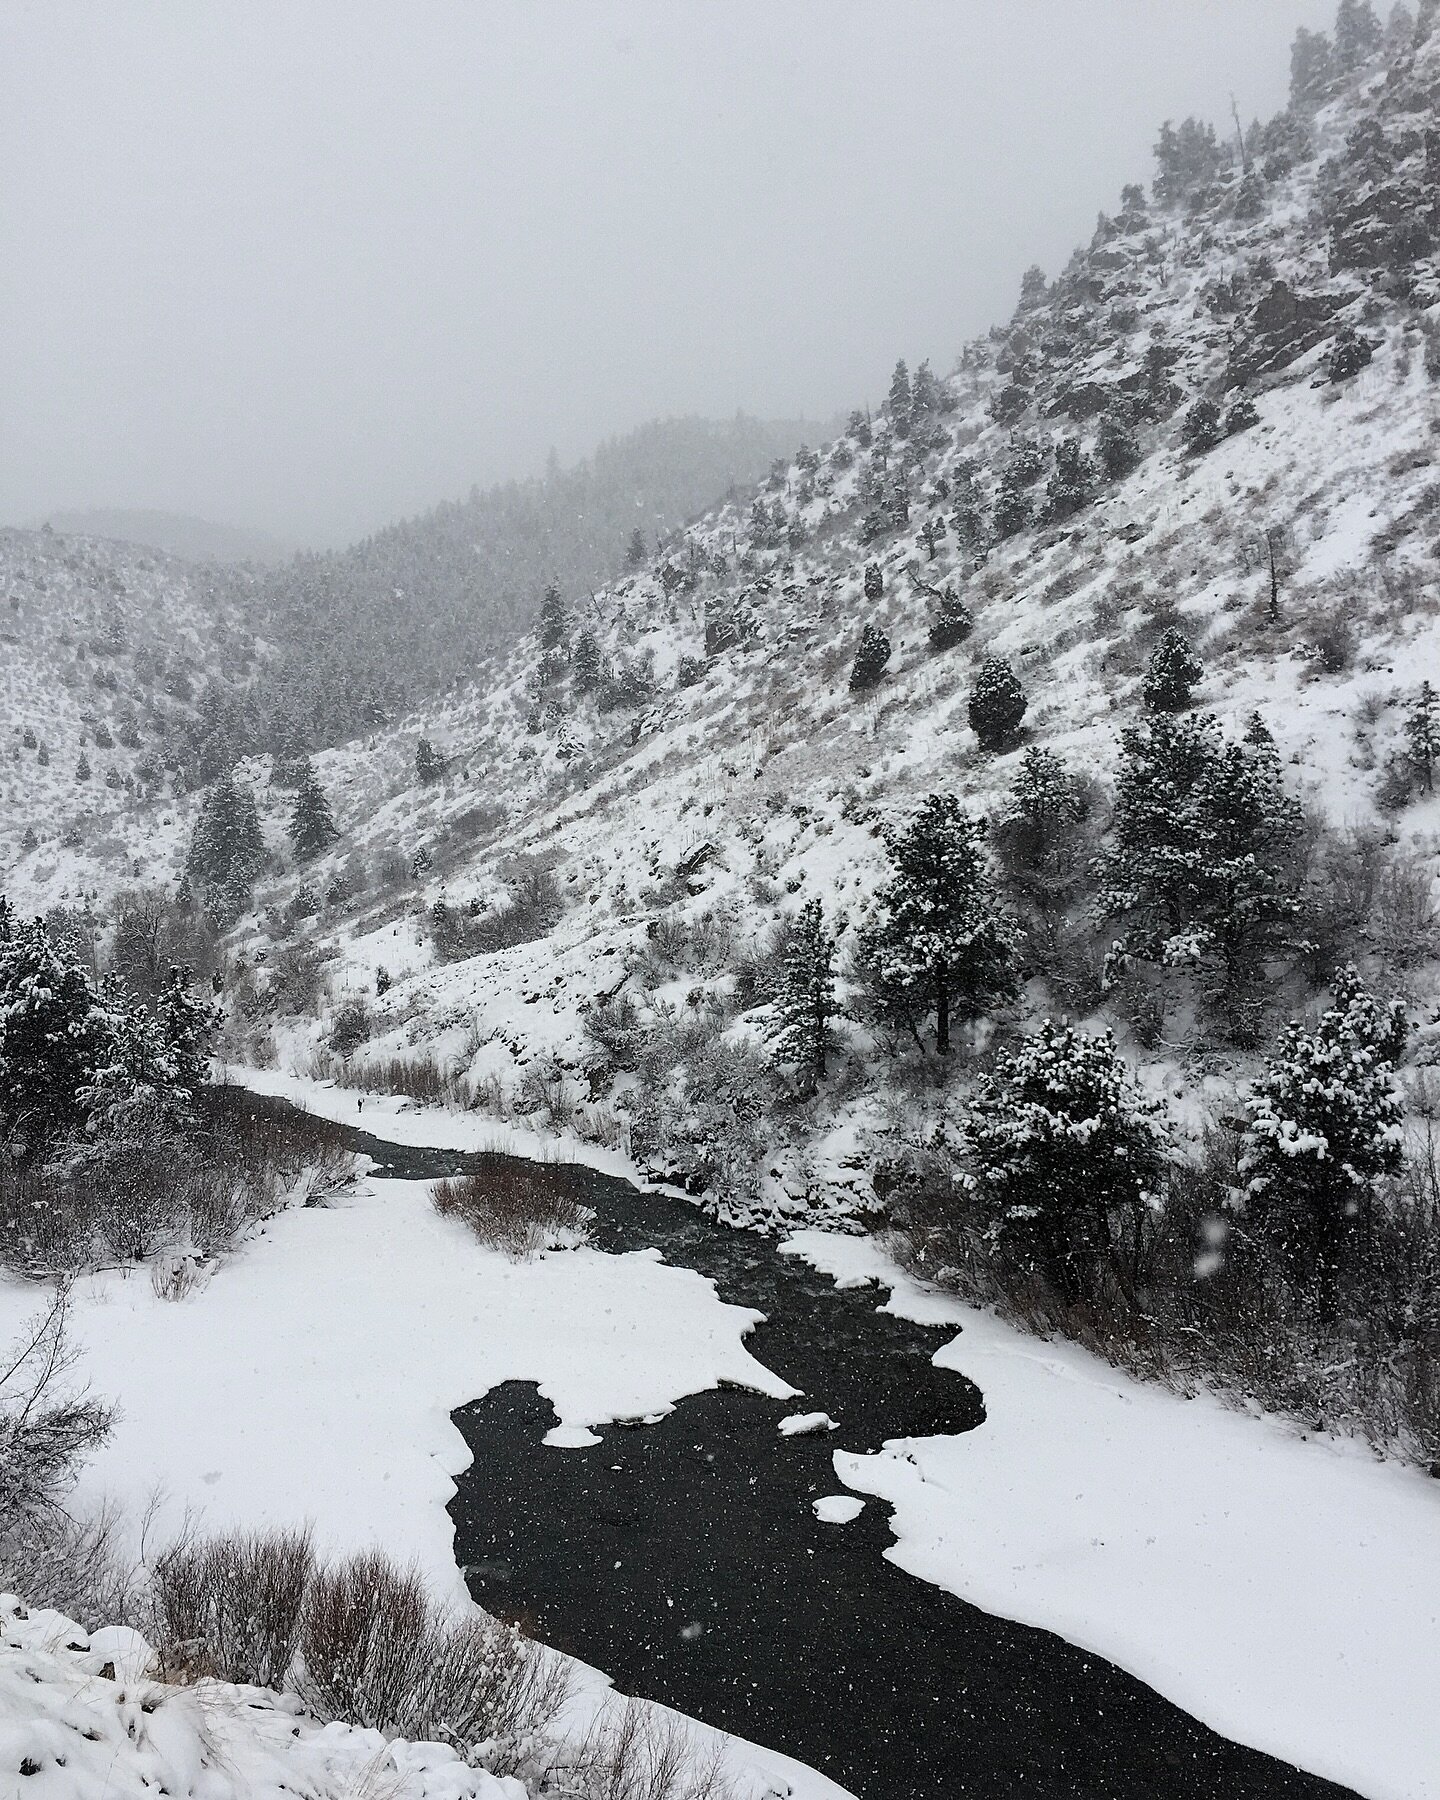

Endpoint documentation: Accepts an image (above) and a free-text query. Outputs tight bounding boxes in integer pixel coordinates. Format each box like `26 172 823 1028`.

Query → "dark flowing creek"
266 1098 1357 1800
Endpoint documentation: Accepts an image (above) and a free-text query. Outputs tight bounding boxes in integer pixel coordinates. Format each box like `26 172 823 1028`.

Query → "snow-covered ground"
785 1230 1440 1800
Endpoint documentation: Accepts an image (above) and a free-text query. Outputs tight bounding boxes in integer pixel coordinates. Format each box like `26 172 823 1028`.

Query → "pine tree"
1096 407 1142 480
887 359 912 434
1044 439 1095 522
1225 394 1260 435
1240 967 1406 1310
1328 326 1374 382
1142 628 1204 711
1334 0 1383 67
415 737 443 783
863 562 884 601
992 745 1091 909
968 656 1027 749
1098 713 1301 1023
849 622 891 692
963 1021 1170 1303
75 752 91 782
1183 396 1224 454
991 473 1031 539
573 628 604 694
538 583 568 650
625 528 647 569
1405 681 1440 791
288 759 340 860
186 771 266 918
1290 26 1335 112
848 407 873 449
0 915 119 1142
765 897 837 1084
857 794 1018 1055
911 359 942 416
927 587 974 652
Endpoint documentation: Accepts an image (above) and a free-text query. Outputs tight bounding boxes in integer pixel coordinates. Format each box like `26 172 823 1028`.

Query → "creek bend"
246 1093 1356 1800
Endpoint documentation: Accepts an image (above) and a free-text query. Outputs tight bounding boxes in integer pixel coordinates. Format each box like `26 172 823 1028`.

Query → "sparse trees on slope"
765 897 837 1085
849 622 891 692
968 656 1027 749
1240 966 1406 1312
288 760 340 861
963 1021 1170 1304
857 794 1018 1056
1405 681 1440 791
1142 628 1204 712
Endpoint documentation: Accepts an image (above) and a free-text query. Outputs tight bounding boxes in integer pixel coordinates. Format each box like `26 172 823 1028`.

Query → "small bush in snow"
150 1526 315 1688
432 1161 592 1258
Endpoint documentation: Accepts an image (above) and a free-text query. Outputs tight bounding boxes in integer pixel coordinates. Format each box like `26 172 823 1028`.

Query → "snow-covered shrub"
149 1526 315 1688
327 998 371 1058
627 1036 770 1221
298 1550 568 1770
431 1162 592 1258
265 943 326 1017
1140 627 1203 711
547 1697 736 1800
966 655 1027 749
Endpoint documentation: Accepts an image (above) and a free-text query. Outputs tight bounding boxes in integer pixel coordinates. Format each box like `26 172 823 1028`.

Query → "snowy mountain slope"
12 16 1440 1224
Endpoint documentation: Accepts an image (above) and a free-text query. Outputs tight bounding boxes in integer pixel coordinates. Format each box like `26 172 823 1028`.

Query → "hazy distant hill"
32 509 297 566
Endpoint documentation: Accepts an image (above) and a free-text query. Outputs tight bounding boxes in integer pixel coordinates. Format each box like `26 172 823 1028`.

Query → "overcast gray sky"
1 0 1337 550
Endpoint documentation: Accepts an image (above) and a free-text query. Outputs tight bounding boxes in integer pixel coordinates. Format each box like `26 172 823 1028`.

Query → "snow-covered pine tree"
288 759 340 860
963 1020 1169 1303
765 897 837 1084
887 359 912 434
968 655 1027 749
1096 406 1142 480
992 745 1091 908
415 737 443 783
863 562 884 601
186 771 266 919
927 586 974 652
1334 0 1384 67
849 622 891 692
573 627 604 694
857 793 1017 1055
538 583 569 649
156 967 219 1095
1141 627 1204 711
1043 439 1095 522
911 359 941 417
1097 713 1301 1033
625 528 646 568
991 470 1031 538
1405 680 1440 791
1183 396 1224 454
0 915 121 1143
1290 26 1336 112
1240 966 1406 1310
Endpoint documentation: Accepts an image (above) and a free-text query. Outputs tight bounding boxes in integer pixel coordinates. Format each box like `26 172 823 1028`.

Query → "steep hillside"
13 13 1440 1246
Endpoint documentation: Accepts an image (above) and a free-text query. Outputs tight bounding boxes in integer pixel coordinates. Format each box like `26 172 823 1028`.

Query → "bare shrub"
266 943 327 1017
432 1161 591 1258
1374 856 1439 970
149 1525 315 1688
348 1052 468 1107
0 1502 134 1629
514 1056 574 1129
297 1550 567 1768
549 1699 736 1800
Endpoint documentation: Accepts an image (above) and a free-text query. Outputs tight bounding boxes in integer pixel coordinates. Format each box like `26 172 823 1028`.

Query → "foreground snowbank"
783 1230 1440 1800
0 1600 527 1800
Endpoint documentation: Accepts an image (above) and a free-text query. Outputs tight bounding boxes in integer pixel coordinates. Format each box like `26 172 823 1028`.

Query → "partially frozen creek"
314 1106 1358 1800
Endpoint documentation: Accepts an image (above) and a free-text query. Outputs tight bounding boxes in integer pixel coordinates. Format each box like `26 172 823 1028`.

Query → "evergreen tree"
968 656 1028 749
76 752 92 782
1405 680 1440 791
1183 396 1224 454
415 737 443 783
573 627 604 694
1225 394 1260 435
0 915 118 1143
1018 264 1048 308
887 358 912 432
992 745 1091 910
863 562 884 601
1290 26 1335 112
1328 326 1374 382
963 1021 1170 1303
288 760 340 860
1152 117 1221 208
1142 628 1204 711
1097 713 1301 1022
911 359 942 416
927 587 974 652
991 471 1031 539
857 794 1018 1056
1240 967 1406 1310
1333 0 1383 67
538 583 569 650
625 527 647 568
1096 407 1142 480
1044 439 1095 522
849 622 891 692
765 897 837 1084
186 771 266 919
848 407 873 449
